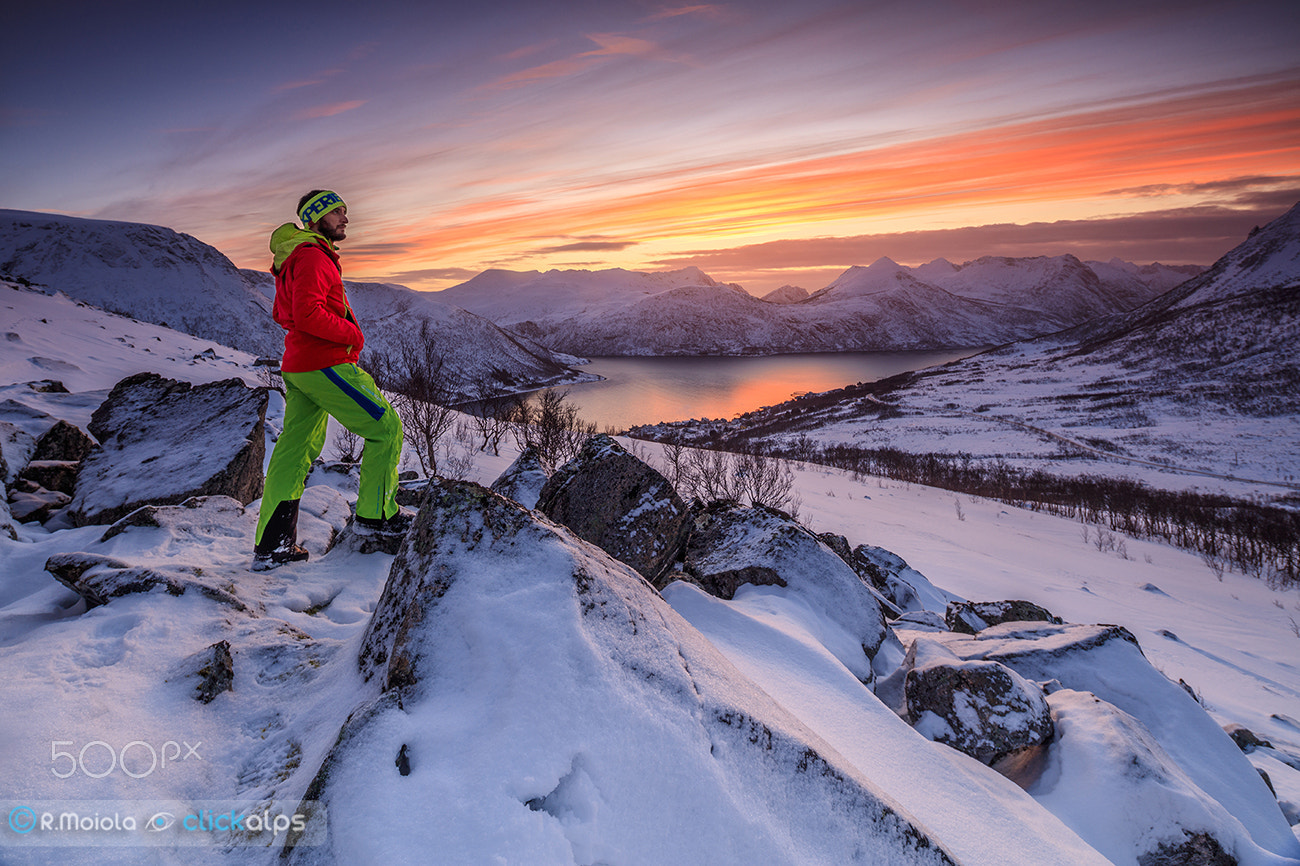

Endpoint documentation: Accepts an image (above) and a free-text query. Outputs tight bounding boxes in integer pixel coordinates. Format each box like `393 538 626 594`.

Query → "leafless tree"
466 373 521 456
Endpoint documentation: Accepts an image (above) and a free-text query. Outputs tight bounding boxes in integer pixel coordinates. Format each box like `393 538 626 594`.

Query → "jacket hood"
269 223 336 272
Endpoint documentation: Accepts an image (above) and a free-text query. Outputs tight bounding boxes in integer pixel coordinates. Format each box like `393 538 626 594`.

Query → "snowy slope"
0 210 283 357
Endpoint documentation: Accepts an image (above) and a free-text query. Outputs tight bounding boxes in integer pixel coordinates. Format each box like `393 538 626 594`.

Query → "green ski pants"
255 363 403 547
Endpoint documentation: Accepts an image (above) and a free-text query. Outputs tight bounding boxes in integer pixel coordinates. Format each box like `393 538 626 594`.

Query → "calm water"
537 350 980 431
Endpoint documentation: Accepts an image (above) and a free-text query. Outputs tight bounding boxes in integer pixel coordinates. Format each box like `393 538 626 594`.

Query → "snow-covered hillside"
432 256 1199 356
0 210 283 357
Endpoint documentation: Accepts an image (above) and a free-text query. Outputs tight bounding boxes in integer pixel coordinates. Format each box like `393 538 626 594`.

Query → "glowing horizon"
3 1 1297 295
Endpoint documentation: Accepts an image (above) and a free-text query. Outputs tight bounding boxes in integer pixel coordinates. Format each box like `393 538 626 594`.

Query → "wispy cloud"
488 31 682 89
642 5 730 23
529 238 640 254
293 100 366 120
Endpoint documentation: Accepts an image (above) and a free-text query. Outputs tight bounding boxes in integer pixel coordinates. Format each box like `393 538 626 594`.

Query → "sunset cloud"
293 100 366 120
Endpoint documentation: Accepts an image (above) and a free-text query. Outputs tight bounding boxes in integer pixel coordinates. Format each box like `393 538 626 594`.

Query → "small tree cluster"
511 389 596 468
655 439 799 515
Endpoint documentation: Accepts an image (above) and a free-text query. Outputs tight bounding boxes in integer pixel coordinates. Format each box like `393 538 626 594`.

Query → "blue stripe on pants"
322 365 387 420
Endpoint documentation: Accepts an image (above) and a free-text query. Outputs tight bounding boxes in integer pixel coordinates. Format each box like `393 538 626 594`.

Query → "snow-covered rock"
536 433 691 582
902 636 1054 766
489 445 551 508
1031 688 1251 866
919 621 1300 862
299 478 961 865
69 373 266 526
945 599 1063 635
681 500 887 681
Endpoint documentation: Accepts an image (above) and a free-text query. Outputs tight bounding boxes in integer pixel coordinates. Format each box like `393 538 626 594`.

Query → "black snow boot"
253 499 309 571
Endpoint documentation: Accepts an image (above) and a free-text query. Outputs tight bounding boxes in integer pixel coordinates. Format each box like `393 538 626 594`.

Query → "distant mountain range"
1 207 1206 369
433 256 1201 355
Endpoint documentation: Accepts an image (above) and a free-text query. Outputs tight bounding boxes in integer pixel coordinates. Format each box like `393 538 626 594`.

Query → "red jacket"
269 226 364 373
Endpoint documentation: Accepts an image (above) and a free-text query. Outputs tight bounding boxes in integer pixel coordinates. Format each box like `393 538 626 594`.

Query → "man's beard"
319 224 346 242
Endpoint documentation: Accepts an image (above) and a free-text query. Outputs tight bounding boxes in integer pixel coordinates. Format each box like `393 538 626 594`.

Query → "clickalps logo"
4 801 321 847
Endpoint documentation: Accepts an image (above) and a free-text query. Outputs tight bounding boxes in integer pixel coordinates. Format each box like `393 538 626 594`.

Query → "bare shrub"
366 322 457 477
332 424 362 463
677 447 798 515
512 389 596 468
466 373 521 456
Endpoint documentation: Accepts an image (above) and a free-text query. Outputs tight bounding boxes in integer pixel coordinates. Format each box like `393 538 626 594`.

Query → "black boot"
253 499 309 571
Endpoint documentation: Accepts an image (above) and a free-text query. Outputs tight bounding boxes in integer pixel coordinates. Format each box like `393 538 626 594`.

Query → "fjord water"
542 350 980 431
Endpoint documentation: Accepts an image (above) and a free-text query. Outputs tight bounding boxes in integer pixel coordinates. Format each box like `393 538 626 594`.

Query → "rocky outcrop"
68 373 266 526
32 418 96 463
536 434 690 582
945 599 1063 634
907 622 1297 860
826 538 953 614
189 640 235 704
902 637 1053 766
490 445 550 509
682 499 887 680
44 550 248 610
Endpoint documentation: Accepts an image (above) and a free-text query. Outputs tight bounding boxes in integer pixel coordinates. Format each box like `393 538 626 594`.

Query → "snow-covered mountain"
433 256 1199 356
0 211 587 401
634 202 1300 500
432 266 724 329
0 210 283 357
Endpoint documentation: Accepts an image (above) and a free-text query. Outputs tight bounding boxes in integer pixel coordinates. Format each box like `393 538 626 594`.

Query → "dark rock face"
192 640 235 704
536 434 690 582
902 637 1053 766
946 599 1063 635
19 459 78 495
32 419 96 462
489 445 550 509
682 499 887 665
69 373 266 526
1137 831 1236 866
1223 724 1273 753
8 480 70 523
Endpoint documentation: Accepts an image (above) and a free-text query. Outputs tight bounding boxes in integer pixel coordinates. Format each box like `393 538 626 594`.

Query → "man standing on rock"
253 189 407 570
